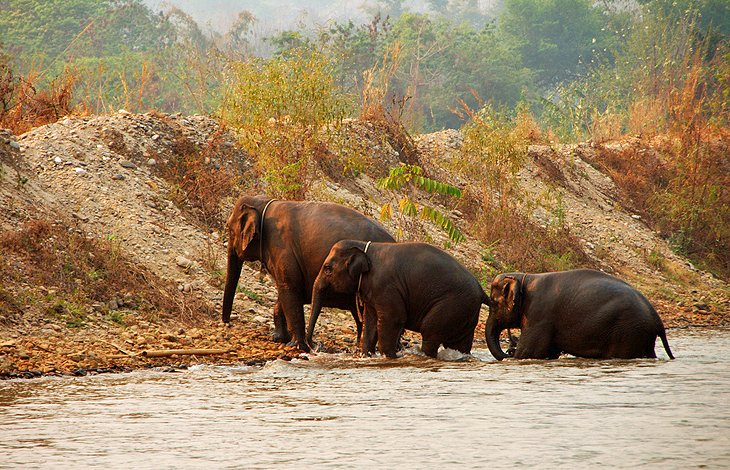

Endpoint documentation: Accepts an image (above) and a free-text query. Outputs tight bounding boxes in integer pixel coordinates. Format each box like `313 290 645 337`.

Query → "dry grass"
358 44 419 166
475 205 592 275
157 126 238 231
0 60 77 135
0 219 214 325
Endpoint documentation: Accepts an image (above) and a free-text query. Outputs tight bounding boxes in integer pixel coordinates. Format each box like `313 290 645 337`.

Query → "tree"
498 0 608 86
0 0 105 62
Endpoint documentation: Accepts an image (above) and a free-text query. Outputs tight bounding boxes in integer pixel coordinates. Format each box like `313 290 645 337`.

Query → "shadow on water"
1 329 729 468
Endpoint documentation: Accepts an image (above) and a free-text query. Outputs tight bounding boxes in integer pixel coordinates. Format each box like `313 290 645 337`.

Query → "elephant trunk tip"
485 317 511 361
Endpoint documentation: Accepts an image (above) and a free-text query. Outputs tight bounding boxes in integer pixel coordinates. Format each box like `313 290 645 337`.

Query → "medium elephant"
309 240 485 358
222 195 394 352
486 269 675 360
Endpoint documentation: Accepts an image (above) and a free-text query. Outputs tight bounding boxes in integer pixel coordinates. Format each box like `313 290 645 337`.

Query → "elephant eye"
324 265 332 274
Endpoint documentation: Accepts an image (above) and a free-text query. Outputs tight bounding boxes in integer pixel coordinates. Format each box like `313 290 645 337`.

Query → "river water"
1 329 729 469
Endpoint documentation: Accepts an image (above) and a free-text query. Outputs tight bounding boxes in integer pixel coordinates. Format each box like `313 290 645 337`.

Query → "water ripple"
1 330 729 468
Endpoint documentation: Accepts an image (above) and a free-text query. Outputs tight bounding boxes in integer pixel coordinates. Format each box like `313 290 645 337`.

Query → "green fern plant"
378 164 464 243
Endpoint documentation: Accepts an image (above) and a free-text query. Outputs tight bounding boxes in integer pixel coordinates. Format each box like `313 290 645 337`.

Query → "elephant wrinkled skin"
486 269 675 360
309 240 486 358
222 196 394 352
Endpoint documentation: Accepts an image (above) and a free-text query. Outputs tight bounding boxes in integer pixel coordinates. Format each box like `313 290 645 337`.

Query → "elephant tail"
658 327 675 360
481 289 490 308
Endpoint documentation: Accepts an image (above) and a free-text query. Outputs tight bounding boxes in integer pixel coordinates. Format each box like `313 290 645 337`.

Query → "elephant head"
222 200 262 323
308 241 370 346
485 273 523 360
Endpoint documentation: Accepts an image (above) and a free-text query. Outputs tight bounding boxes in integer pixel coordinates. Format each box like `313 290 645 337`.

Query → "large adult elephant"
486 269 675 360
309 240 485 358
222 195 394 352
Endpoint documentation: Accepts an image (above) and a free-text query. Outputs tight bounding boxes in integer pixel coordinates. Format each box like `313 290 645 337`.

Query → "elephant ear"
228 205 260 258
346 247 370 280
502 276 520 316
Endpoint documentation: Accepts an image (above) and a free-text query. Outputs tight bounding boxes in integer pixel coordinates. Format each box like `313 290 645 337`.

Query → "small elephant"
486 269 675 360
222 196 394 351
309 240 485 358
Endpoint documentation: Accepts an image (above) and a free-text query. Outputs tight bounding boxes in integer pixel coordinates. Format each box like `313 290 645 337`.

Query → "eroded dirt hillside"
0 112 727 378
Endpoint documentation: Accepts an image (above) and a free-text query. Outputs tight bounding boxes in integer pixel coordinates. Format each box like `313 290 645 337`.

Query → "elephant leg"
272 301 291 343
444 328 475 355
420 336 440 358
278 289 309 352
348 307 363 348
376 309 404 359
514 326 554 359
361 306 378 356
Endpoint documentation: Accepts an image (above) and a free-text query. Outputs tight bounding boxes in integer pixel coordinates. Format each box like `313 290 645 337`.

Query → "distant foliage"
498 0 608 87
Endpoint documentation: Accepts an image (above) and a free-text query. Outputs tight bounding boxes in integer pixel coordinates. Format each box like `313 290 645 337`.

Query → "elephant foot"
272 330 292 343
287 339 311 353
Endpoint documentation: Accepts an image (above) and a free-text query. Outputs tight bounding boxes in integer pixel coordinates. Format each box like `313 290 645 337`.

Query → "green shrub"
221 49 352 198
378 164 464 243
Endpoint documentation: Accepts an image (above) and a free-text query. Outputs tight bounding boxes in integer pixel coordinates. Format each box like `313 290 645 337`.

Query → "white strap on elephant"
259 199 277 275
355 240 372 322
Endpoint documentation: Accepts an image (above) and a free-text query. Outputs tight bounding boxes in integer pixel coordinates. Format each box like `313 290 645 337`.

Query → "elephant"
309 240 485 358
485 269 675 360
222 195 394 352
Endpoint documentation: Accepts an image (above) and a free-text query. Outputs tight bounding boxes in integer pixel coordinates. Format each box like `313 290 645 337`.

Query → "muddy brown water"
1 329 728 469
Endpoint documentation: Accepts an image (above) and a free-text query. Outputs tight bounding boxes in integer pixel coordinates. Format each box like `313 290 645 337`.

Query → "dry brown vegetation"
588 127 730 278
156 127 240 231
0 60 77 135
0 219 213 326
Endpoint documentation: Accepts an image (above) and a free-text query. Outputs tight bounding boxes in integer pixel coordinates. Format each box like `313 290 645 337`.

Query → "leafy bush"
378 164 464 243
221 49 352 198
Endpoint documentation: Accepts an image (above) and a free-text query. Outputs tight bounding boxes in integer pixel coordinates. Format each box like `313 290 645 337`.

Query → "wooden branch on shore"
141 348 232 358
101 340 137 357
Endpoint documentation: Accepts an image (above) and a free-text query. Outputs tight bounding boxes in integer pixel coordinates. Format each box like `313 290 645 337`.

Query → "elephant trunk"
486 314 510 361
222 245 243 323
307 276 327 347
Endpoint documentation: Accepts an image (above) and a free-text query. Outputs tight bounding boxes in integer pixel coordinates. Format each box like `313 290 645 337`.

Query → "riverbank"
1 111 728 379
2 307 727 379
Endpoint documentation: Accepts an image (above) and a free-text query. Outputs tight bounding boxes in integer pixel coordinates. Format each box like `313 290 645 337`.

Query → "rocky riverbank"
1 112 727 379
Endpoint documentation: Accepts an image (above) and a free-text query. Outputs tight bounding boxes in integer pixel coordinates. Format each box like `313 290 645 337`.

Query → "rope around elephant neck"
259 199 277 275
355 241 372 322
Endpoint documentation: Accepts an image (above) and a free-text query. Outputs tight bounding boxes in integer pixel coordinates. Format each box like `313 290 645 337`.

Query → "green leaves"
377 164 464 243
420 206 465 243
222 49 354 198
377 163 462 198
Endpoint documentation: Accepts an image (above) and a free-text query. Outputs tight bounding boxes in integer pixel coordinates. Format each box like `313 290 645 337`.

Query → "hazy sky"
143 1 495 34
